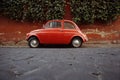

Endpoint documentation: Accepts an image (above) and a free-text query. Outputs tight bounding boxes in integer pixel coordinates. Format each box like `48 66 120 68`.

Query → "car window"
45 21 61 28
64 22 75 29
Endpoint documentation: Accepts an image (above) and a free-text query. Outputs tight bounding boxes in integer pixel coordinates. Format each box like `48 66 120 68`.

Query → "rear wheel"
71 37 82 48
28 37 40 48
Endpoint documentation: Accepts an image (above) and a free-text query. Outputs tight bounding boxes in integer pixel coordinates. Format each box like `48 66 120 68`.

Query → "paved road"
0 48 120 80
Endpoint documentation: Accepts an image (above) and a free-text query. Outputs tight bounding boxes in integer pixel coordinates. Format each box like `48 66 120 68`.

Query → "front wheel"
28 37 40 48
71 37 83 48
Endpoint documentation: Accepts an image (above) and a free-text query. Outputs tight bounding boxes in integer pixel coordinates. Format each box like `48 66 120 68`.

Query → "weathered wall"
0 16 120 45
80 17 120 44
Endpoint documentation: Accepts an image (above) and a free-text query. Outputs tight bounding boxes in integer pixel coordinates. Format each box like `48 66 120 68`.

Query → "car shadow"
38 44 85 48
40 44 71 48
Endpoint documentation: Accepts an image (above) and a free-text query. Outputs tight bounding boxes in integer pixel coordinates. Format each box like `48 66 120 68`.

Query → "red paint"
0 17 41 42
87 34 102 40
26 20 88 45
64 0 72 20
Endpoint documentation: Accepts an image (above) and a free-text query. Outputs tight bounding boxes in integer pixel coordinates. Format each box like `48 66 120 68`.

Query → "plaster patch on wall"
0 33 5 35
85 29 119 39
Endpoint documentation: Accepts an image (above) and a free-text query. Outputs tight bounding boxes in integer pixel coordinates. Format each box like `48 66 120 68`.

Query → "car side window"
46 21 61 28
64 22 75 29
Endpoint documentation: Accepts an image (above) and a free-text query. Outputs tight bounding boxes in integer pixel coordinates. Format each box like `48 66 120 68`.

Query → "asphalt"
0 48 120 80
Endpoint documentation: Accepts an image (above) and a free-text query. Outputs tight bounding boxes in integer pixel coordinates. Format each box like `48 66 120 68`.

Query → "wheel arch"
27 35 40 42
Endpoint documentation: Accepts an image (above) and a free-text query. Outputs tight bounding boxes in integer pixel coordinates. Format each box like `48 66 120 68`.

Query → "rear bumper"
83 34 88 42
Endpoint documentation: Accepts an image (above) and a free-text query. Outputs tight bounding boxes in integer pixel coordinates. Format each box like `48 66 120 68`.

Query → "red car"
26 20 88 48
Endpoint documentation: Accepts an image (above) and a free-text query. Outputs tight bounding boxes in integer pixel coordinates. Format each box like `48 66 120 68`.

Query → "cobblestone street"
0 48 120 80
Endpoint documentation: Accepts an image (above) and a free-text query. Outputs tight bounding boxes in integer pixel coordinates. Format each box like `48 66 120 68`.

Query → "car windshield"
45 21 61 28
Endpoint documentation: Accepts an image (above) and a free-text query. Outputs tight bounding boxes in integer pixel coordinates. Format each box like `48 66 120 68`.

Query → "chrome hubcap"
72 39 81 48
30 39 39 48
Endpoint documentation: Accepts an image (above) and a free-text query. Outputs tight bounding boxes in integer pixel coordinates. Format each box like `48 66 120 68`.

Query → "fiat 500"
26 20 88 48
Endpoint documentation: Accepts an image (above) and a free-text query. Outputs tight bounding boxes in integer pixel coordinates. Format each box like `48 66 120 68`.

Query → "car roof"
49 19 74 22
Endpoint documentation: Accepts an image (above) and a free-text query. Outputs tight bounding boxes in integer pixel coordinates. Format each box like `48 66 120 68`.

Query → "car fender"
69 34 85 43
26 33 40 42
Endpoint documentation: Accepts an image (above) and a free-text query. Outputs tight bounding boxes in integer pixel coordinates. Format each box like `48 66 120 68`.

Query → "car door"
62 21 77 44
39 21 63 44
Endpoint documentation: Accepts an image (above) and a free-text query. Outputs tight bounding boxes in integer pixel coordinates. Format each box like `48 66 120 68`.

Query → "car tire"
71 37 83 48
28 37 40 48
